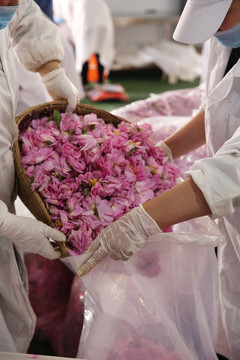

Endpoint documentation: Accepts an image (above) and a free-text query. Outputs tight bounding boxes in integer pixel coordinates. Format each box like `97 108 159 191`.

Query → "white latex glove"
77 204 162 276
156 140 173 162
0 202 66 260
42 68 80 114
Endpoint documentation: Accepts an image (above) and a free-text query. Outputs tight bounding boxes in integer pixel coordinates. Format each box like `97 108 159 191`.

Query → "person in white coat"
15 0 84 115
77 0 240 359
0 0 80 353
53 0 115 87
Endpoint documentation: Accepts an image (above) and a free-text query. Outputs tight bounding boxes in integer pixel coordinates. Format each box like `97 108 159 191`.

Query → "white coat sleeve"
8 0 64 72
186 127 240 219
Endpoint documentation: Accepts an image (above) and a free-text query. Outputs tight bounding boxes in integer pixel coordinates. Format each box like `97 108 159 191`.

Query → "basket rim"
15 100 127 127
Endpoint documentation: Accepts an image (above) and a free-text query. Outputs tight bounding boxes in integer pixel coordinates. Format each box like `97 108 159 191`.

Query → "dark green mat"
82 67 200 112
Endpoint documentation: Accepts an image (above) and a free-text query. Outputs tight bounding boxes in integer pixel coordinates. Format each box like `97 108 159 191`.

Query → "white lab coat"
187 38 240 360
53 0 115 74
0 0 63 352
15 27 84 115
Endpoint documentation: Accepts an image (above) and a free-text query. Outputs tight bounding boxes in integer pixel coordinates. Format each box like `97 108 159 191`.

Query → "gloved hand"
0 201 66 260
77 204 162 276
156 140 173 162
42 68 80 114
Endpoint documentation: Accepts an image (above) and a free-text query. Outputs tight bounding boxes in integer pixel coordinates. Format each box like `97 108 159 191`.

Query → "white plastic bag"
76 216 222 360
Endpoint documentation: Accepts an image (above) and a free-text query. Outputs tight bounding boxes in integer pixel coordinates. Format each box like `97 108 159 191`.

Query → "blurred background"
25 0 202 115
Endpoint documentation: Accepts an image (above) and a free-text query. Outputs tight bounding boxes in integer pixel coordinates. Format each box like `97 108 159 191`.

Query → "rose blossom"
19 111 180 255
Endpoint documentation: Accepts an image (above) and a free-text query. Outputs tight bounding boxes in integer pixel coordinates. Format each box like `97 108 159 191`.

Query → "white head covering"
173 0 232 44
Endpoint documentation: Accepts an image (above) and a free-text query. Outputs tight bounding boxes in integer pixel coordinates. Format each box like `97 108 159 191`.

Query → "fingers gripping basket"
13 101 127 257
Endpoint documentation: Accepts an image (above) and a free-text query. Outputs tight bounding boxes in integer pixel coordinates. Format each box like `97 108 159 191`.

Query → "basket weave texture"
13 101 126 256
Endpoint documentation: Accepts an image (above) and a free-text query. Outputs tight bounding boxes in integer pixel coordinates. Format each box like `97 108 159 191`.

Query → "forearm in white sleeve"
186 127 240 219
9 0 64 72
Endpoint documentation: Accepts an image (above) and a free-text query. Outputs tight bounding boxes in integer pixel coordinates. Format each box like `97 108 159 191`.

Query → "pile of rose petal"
19 111 180 255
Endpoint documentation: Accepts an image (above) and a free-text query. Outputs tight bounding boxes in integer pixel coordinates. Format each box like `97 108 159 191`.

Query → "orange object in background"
85 54 129 102
87 54 108 83
86 83 129 102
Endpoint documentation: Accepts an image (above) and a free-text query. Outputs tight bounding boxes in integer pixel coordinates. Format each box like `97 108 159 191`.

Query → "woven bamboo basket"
13 101 127 257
